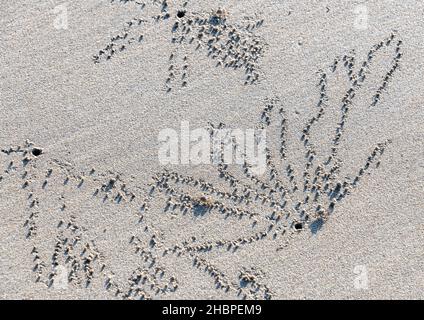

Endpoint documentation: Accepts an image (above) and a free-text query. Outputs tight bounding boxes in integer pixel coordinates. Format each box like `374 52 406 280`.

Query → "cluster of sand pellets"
0 33 403 299
0 141 176 299
93 0 267 91
93 17 145 63
146 32 403 254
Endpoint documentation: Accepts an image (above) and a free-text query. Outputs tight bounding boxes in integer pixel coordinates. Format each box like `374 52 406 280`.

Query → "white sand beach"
0 0 423 299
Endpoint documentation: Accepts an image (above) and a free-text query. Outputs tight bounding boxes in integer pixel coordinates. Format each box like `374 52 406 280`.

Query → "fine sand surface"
1 0 423 299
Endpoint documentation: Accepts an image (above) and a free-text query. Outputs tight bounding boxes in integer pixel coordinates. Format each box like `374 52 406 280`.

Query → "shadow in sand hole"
309 218 324 235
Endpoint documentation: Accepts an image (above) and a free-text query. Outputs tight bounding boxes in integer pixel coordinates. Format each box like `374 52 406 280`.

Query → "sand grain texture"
1 0 423 299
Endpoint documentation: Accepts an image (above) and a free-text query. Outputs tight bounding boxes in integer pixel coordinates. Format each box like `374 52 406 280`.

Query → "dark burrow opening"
31 148 43 157
177 10 186 18
294 222 303 231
